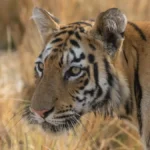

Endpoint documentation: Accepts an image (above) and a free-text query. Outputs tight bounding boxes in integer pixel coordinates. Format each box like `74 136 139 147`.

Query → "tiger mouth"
23 107 81 133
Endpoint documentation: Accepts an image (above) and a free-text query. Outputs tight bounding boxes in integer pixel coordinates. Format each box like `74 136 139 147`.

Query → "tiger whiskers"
74 112 90 123
68 119 77 136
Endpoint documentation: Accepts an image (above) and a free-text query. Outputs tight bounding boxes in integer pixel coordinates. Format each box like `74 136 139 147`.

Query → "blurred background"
0 0 150 149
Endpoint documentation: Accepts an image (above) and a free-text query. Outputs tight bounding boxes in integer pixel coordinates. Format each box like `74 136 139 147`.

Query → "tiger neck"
114 37 143 127
110 45 135 123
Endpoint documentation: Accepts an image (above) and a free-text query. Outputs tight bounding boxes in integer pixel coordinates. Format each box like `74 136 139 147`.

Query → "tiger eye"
39 63 44 70
71 67 81 75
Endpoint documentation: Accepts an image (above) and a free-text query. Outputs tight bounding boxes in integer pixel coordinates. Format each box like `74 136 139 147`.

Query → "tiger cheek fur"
23 7 150 150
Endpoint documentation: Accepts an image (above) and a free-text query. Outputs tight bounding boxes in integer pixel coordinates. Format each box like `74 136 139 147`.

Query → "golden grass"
1 0 150 149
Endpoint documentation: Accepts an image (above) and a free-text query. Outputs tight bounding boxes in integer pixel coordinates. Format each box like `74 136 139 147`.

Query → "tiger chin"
23 7 150 149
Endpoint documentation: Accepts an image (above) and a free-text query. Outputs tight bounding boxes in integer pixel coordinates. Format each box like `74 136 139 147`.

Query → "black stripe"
70 48 76 57
84 89 94 96
103 58 114 86
79 27 85 33
68 31 74 35
92 63 103 100
59 54 64 67
43 107 54 118
70 49 85 63
124 95 133 116
51 38 63 44
92 90 108 111
57 43 63 47
55 114 75 119
79 79 89 90
73 53 85 63
74 96 86 102
128 22 147 41
124 101 132 115
122 47 132 115
75 32 81 40
88 54 95 64
57 110 70 114
70 40 80 48
133 45 143 135
54 31 67 37
96 86 103 98
89 44 96 51
93 63 99 85
83 79 89 86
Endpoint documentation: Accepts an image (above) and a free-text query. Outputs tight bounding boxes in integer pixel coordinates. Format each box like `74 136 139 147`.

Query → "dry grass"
1 0 150 149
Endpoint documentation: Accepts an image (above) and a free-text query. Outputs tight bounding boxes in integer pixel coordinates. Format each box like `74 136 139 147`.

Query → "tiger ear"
32 7 60 43
91 8 127 57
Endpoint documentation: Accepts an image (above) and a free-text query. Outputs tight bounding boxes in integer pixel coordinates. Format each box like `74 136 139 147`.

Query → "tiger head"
25 7 130 133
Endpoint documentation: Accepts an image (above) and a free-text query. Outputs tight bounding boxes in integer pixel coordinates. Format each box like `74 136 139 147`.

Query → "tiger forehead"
49 21 94 48
37 21 97 64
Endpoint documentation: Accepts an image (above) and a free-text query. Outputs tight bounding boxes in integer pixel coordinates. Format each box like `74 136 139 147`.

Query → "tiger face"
25 7 130 133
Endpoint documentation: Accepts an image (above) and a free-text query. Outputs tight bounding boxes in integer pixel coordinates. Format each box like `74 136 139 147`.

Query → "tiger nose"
30 107 54 118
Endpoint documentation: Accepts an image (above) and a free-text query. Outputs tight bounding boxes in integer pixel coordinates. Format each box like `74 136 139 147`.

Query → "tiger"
23 7 150 150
